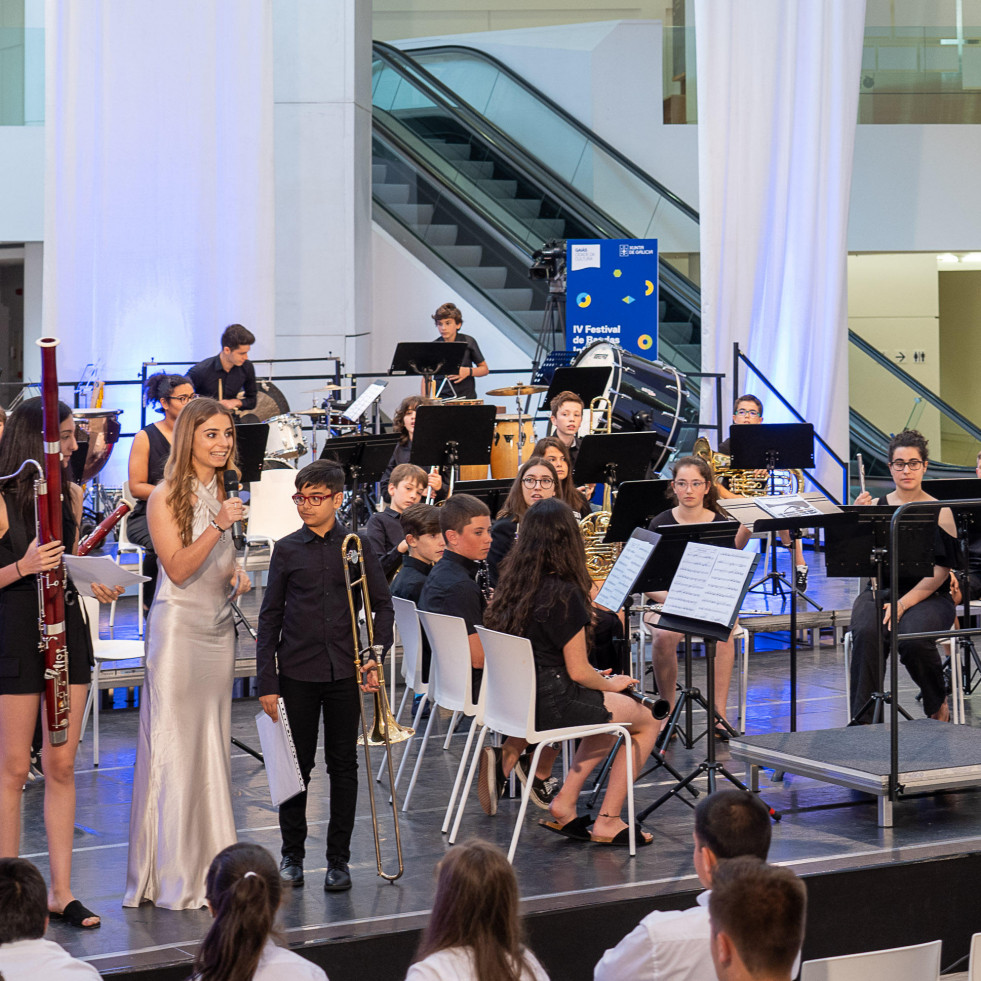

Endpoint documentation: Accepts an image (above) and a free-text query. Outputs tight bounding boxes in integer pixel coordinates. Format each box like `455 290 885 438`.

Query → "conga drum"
489 415 536 479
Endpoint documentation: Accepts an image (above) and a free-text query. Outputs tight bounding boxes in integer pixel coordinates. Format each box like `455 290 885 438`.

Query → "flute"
857 452 867 498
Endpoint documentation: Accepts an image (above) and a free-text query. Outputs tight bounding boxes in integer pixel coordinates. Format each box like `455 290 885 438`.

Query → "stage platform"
20 552 981 980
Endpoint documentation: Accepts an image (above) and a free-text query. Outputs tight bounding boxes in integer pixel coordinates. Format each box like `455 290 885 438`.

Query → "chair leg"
506 739 545 863
622 727 636 857
738 633 748 734
377 685 411 782
80 681 95 745
449 724 489 843
843 631 852 717
393 694 428 794
442 717 480 834
402 704 439 811
443 711 460 749
93 663 102 767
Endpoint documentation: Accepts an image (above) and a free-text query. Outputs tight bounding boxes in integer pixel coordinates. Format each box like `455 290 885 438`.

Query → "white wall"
0 127 43 241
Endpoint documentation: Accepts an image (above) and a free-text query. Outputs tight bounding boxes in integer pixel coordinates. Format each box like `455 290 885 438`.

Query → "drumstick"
857 453 866 497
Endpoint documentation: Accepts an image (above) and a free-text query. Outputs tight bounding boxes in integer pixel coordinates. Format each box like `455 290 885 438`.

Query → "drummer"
188 324 258 414
423 302 488 400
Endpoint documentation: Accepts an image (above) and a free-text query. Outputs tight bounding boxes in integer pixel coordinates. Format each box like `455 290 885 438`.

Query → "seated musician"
644 455 750 739
418 494 558 812
187 324 257 414
423 302 488 400
364 463 427 580
548 390 584 467
533 436 590 518
486 498 658 846
716 394 808 591
950 448 981 605
850 429 958 724
379 395 442 502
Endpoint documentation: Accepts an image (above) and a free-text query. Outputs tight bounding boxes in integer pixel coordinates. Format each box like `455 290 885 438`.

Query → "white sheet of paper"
661 542 756 627
594 536 657 612
755 495 822 519
342 380 387 422
62 554 150 596
255 700 305 806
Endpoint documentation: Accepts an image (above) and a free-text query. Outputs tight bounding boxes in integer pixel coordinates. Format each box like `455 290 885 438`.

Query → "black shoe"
477 745 506 816
795 565 808 592
279 856 304 887
512 755 559 810
324 861 352 892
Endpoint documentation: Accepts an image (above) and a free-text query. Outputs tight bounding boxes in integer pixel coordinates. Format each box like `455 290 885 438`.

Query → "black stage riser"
102 849 981 981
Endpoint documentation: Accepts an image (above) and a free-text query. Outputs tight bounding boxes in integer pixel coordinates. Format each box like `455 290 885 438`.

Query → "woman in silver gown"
124 398 251 910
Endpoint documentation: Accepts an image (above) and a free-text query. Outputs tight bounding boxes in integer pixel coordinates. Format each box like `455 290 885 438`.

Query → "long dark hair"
414 840 537 981
0 397 75 540
393 395 434 446
532 436 589 514
486 498 591 639
497 456 557 520
193 843 281 981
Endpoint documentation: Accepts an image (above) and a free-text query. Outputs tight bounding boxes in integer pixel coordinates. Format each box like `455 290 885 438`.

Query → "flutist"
257 461 394 893
0 399 124 930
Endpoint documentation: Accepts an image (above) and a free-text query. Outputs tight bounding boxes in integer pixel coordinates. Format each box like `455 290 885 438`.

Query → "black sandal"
49 899 101 929
539 814 593 841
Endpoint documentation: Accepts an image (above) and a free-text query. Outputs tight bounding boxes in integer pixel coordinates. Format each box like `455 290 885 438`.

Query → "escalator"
372 41 981 473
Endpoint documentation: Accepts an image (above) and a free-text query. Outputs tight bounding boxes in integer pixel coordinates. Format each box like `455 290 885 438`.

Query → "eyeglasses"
889 460 924 472
734 408 761 417
292 493 332 506
165 394 197 405
522 476 555 489
673 480 707 490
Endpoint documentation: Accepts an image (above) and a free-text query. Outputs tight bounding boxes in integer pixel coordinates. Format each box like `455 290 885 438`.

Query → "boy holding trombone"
257 461 394 893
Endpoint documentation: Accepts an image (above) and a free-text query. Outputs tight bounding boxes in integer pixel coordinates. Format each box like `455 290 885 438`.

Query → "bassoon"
77 497 133 556
36 337 70 746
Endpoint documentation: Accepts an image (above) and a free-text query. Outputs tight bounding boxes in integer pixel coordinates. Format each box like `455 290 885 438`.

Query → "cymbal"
295 407 328 416
486 384 548 397
301 384 344 394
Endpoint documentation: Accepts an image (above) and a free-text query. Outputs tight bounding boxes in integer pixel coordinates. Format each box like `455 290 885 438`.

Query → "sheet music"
342 379 387 422
755 495 822 519
661 543 756 627
255 700 305 806
62 554 150 596
594 535 658 612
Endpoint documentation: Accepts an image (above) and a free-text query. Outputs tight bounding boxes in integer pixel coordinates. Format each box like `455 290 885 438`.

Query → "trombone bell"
359 672 415 746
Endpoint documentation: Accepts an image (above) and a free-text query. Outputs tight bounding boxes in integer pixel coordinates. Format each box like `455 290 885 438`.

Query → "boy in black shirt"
365 463 427 579
391 502 445 605
257 461 394 893
424 302 488 400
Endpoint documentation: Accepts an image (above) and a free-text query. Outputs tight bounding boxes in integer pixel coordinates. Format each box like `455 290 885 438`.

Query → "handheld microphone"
222 470 246 551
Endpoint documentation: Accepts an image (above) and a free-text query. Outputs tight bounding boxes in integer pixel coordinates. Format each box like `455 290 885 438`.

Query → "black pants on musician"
849 587 954 722
278 673 361 865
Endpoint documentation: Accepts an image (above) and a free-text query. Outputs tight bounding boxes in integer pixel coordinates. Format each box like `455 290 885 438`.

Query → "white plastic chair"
450 626 638 862
379 597 429 786
403 610 484 833
799 938 941 981
242 469 302 586
78 594 146 766
968 931 981 981
110 482 144 637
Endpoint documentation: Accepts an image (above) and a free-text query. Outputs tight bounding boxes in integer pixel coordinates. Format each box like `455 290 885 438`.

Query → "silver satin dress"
124 478 237 909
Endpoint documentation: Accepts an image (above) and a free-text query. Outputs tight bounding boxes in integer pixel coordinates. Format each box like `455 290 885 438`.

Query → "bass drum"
573 341 686 463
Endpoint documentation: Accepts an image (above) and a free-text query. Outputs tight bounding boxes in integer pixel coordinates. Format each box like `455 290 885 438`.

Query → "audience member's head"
709 857 806 981
193 843 282 981
0 858 47 944
693 790 771 888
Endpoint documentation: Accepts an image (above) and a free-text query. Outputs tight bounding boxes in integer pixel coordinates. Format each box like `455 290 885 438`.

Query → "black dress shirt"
487 515 518 587
188 354 258 410
391 554 432 604
418 549 486 635
433 332 484 400
365 507 405 579
256 518 394 693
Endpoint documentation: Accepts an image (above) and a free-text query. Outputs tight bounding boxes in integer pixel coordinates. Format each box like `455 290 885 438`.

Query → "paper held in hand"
255 699 305 806
62 554 150 597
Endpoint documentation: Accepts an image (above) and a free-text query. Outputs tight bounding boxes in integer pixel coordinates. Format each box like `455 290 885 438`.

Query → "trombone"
341 533 412 882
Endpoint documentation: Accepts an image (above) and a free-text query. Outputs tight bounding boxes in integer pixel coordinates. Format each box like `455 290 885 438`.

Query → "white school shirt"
0 937 101 980
253 939 329 980
405 946 550 981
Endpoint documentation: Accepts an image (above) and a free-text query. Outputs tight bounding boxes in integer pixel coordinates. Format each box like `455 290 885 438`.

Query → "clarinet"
36 338 71 746
476 560 492 602
623 686 670 720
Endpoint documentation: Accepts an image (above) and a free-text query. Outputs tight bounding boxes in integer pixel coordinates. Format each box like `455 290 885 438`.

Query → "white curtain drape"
42 0 274 405
695 0 866 495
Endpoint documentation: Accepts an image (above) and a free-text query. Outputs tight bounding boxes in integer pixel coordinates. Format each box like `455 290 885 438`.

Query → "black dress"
0 496 93 695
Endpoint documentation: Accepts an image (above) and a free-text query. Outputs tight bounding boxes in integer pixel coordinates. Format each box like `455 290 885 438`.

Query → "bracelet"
210 518 226 537
14 560 21 578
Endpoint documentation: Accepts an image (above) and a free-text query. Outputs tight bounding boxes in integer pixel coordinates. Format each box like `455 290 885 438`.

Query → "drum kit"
485 382 546 479
259 383 362 469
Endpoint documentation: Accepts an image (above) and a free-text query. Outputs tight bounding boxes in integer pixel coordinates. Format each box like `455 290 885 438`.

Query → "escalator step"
455 160 495 180
374 182 411 205
430 140 471 161
389 203 435 225
514 309 551 334
505 198 542 219
422 225 458 247
372 164 388 184
469 266 508 289
476 178 519 199
437 244 483 266
486 288 534 311
527 218 566 239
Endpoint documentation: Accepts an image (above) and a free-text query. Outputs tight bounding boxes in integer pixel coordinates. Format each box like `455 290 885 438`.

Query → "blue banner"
565 239 659 357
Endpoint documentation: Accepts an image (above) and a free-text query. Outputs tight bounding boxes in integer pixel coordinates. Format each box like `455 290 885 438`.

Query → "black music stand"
390 342 467 399
573 432 666 497
235 423 270 484
452 478 513 516
602 479 673 545
825 506 936 724
411 404 496 495
539 366 611 414
729 422 816 603
923 479 981 693
319 433 400 532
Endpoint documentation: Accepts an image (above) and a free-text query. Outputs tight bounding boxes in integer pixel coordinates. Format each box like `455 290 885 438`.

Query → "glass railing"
0 27 44 125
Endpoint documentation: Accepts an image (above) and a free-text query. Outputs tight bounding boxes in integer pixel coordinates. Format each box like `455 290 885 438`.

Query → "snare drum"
264 413 307 460
489 415 536 479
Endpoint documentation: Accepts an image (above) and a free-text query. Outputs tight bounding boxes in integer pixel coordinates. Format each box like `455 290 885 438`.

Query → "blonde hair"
164 398 237 546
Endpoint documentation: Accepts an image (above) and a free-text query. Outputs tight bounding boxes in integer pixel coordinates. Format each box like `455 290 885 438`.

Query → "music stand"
319 433 400 532
602 479 674 544
572 432 666 495
539 366 611 415
390 342 467 399
411 404 496 496
235 422 270 484
453 479 513 516
729 422 816 602
825 506 936 724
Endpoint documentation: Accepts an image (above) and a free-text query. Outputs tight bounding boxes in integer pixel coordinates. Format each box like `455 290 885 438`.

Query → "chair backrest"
475 626 537 740
393 597 425 690
969 932 981 981
417 610 474 714
800 939 941 981
247 469 302 542
118 481 137 546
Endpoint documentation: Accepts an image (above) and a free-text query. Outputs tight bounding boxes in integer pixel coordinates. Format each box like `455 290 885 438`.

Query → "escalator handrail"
401 41 700 227
848 330 981 443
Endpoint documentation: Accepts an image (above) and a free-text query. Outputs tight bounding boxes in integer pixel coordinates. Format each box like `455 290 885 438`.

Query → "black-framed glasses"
734 408 761 417
522 476 554 489
889 460 924 471
165 394 197 405
292 493 331 506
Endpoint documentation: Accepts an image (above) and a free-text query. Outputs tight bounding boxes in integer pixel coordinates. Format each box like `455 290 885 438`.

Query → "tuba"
694 436 803 497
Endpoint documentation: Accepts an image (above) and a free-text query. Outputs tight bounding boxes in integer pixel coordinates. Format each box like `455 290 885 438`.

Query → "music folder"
255 699 305 806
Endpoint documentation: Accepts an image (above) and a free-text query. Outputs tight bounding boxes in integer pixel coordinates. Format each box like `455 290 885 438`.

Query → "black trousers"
850 587 955 722
279 673 361 864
